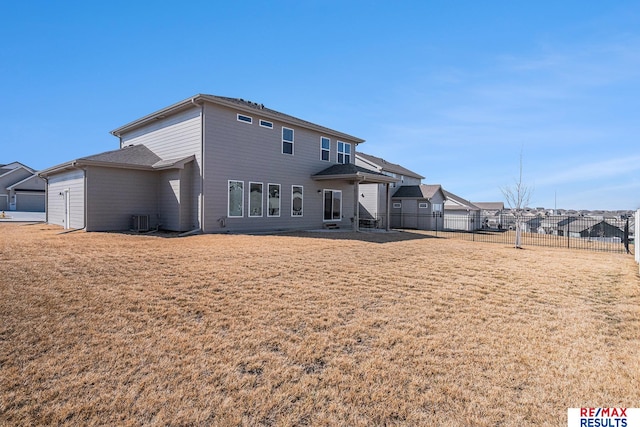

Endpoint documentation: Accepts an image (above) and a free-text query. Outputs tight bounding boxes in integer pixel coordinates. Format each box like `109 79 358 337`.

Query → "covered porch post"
385 182 391 231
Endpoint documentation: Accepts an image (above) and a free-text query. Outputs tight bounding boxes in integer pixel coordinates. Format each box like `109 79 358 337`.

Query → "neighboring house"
474 202 505 229
390 184 446 230
39 94 396 232
443 189 482 231
557 218 625 240
355 152 424 228
0 162 45 212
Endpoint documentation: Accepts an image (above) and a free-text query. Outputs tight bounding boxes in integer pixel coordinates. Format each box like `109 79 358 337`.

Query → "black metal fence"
361 213 633 254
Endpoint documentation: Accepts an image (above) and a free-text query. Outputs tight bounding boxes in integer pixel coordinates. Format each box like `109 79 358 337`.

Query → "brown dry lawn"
1 223 638 426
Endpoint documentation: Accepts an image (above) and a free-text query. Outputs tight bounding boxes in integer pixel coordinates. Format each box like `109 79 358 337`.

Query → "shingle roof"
356 152 424 179
392 184 443 199
443 189 480 211
80 144 162 167
312 163 398 184
313 163 383 177
474 202 505 211
39 145 194 177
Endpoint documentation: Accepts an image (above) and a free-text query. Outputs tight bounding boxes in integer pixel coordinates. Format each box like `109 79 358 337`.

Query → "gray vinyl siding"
119 107 202 229
85 167 158 231
179 161 195 231
143 166 195 232
202 103 360 232
0 195 7 210
47 170 85 229
158 169 180 231
359 183 380 218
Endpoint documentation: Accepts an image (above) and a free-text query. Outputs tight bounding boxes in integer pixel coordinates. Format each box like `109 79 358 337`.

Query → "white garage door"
16 193 45 212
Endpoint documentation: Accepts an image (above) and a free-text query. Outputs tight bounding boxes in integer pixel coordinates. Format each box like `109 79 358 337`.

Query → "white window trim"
337 141 351 164
291 185 303 217
282 127 294 155
419 202 429 209
237 114 253 124
228 180 244 218
323 189 342 222
321 136 330 162
267 183 281 217
249 181 263 218
393 202 402 209
259 119 273 129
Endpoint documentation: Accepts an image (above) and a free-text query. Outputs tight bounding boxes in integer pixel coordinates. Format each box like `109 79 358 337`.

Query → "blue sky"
2 1 639 210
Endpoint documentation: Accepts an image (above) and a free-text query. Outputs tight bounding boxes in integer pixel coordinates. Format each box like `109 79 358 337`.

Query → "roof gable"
111 94 365 144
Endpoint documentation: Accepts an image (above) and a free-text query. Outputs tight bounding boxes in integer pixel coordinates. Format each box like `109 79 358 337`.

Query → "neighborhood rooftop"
356 152 424 180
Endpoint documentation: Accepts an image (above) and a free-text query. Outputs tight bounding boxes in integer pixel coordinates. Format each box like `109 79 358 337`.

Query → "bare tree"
501 152 533 248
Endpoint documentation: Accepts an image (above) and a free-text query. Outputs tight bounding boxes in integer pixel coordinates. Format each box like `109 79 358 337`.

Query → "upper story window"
282 127 294 155
237 114 252 124
338 141 351 164
259 119 273 129
321 137 330 161
419 202 429 209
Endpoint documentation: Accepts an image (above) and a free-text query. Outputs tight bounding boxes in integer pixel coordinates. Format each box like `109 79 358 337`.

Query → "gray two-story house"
39 94 396 233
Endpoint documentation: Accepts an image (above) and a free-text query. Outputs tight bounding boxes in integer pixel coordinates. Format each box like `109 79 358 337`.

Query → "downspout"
82 166 87 230
41 175 49 224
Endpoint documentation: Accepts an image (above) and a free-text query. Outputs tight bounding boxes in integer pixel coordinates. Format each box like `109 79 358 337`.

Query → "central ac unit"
131 214 150 232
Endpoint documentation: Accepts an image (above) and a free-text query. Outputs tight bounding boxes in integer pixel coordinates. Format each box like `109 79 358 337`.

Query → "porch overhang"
311 164 399 184
312 164 398 232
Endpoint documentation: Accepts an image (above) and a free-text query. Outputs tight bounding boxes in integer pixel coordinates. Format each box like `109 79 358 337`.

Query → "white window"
249 182 263 217
321 137 330 161
432 203 443 212
323 190 342 221
338 141 351 164
237 114 252 124
393 202 401 209
259 120 273 129
419 202 429 209
291 185 303 216
282 127 294 155
268 183 280 217
228 180 244 217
